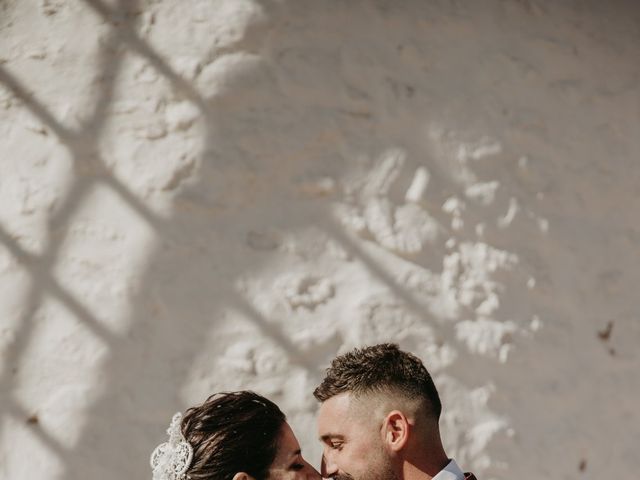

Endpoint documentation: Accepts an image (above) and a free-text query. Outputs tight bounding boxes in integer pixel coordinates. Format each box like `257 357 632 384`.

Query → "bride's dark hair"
181 391 286 480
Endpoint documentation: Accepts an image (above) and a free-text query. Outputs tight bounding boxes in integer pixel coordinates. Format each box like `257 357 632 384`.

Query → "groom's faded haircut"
313 343 442 420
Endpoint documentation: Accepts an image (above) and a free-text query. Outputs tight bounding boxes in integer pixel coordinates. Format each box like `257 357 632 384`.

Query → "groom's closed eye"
329 441 343 450
320 435 345 450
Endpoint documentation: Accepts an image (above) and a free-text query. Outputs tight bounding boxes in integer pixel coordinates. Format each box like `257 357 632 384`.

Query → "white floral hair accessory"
150 412 194 480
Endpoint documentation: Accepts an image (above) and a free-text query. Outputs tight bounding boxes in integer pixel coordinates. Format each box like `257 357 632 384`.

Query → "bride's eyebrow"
289 449 302 458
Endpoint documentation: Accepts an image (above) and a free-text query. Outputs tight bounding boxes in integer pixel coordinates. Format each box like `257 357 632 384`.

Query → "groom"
314 343 478 480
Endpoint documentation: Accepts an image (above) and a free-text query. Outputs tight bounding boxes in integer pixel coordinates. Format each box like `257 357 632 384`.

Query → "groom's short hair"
313 343 442 420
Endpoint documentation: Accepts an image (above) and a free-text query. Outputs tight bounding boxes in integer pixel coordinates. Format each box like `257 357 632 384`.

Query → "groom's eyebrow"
320 434 345 441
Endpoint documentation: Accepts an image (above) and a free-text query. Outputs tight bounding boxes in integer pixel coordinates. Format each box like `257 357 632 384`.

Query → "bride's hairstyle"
180 391 286 480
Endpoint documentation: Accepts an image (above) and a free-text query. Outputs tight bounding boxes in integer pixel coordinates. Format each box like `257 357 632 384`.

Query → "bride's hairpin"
150 412 194 480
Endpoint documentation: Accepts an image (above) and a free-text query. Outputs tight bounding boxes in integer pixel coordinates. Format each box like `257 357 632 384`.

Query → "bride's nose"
304 459 321 480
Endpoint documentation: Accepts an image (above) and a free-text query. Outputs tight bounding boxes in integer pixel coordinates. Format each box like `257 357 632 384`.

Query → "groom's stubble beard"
332 474 355 480
331 465 397 480
332 448 398 480
368 454 398 480
333 472 396 480
369 438 398 480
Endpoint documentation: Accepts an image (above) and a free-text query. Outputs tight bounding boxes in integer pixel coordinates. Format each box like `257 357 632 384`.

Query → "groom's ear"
381 410 410 452
233 472 255 480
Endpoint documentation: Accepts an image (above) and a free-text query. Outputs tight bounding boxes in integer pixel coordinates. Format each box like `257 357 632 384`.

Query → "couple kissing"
151 343 477 480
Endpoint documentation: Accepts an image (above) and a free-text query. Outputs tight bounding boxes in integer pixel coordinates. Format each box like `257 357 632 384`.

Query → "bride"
150 391 321 480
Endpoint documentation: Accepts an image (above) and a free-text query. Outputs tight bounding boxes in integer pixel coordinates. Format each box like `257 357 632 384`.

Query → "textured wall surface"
1 1 639 479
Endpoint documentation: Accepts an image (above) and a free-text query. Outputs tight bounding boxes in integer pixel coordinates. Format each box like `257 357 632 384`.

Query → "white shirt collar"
432 459 465 480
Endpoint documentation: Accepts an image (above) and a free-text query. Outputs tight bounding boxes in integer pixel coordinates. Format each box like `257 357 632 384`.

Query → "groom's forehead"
318 392 352 418
317 394 352 436
317 392 379 435
317 396 350 439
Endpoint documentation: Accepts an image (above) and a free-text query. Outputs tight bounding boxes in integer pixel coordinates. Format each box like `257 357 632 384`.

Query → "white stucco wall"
1 1 639 479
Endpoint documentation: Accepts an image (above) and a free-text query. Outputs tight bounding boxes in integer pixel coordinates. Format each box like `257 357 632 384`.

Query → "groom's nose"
320 453 337 477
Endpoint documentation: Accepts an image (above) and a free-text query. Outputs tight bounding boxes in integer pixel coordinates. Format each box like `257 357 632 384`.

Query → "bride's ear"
232 472 255 480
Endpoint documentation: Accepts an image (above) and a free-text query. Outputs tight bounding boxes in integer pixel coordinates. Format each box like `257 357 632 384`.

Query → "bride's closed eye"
289 463 305 471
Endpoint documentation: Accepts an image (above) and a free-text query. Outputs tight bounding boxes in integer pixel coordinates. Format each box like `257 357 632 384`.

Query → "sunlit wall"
1 1 639 479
